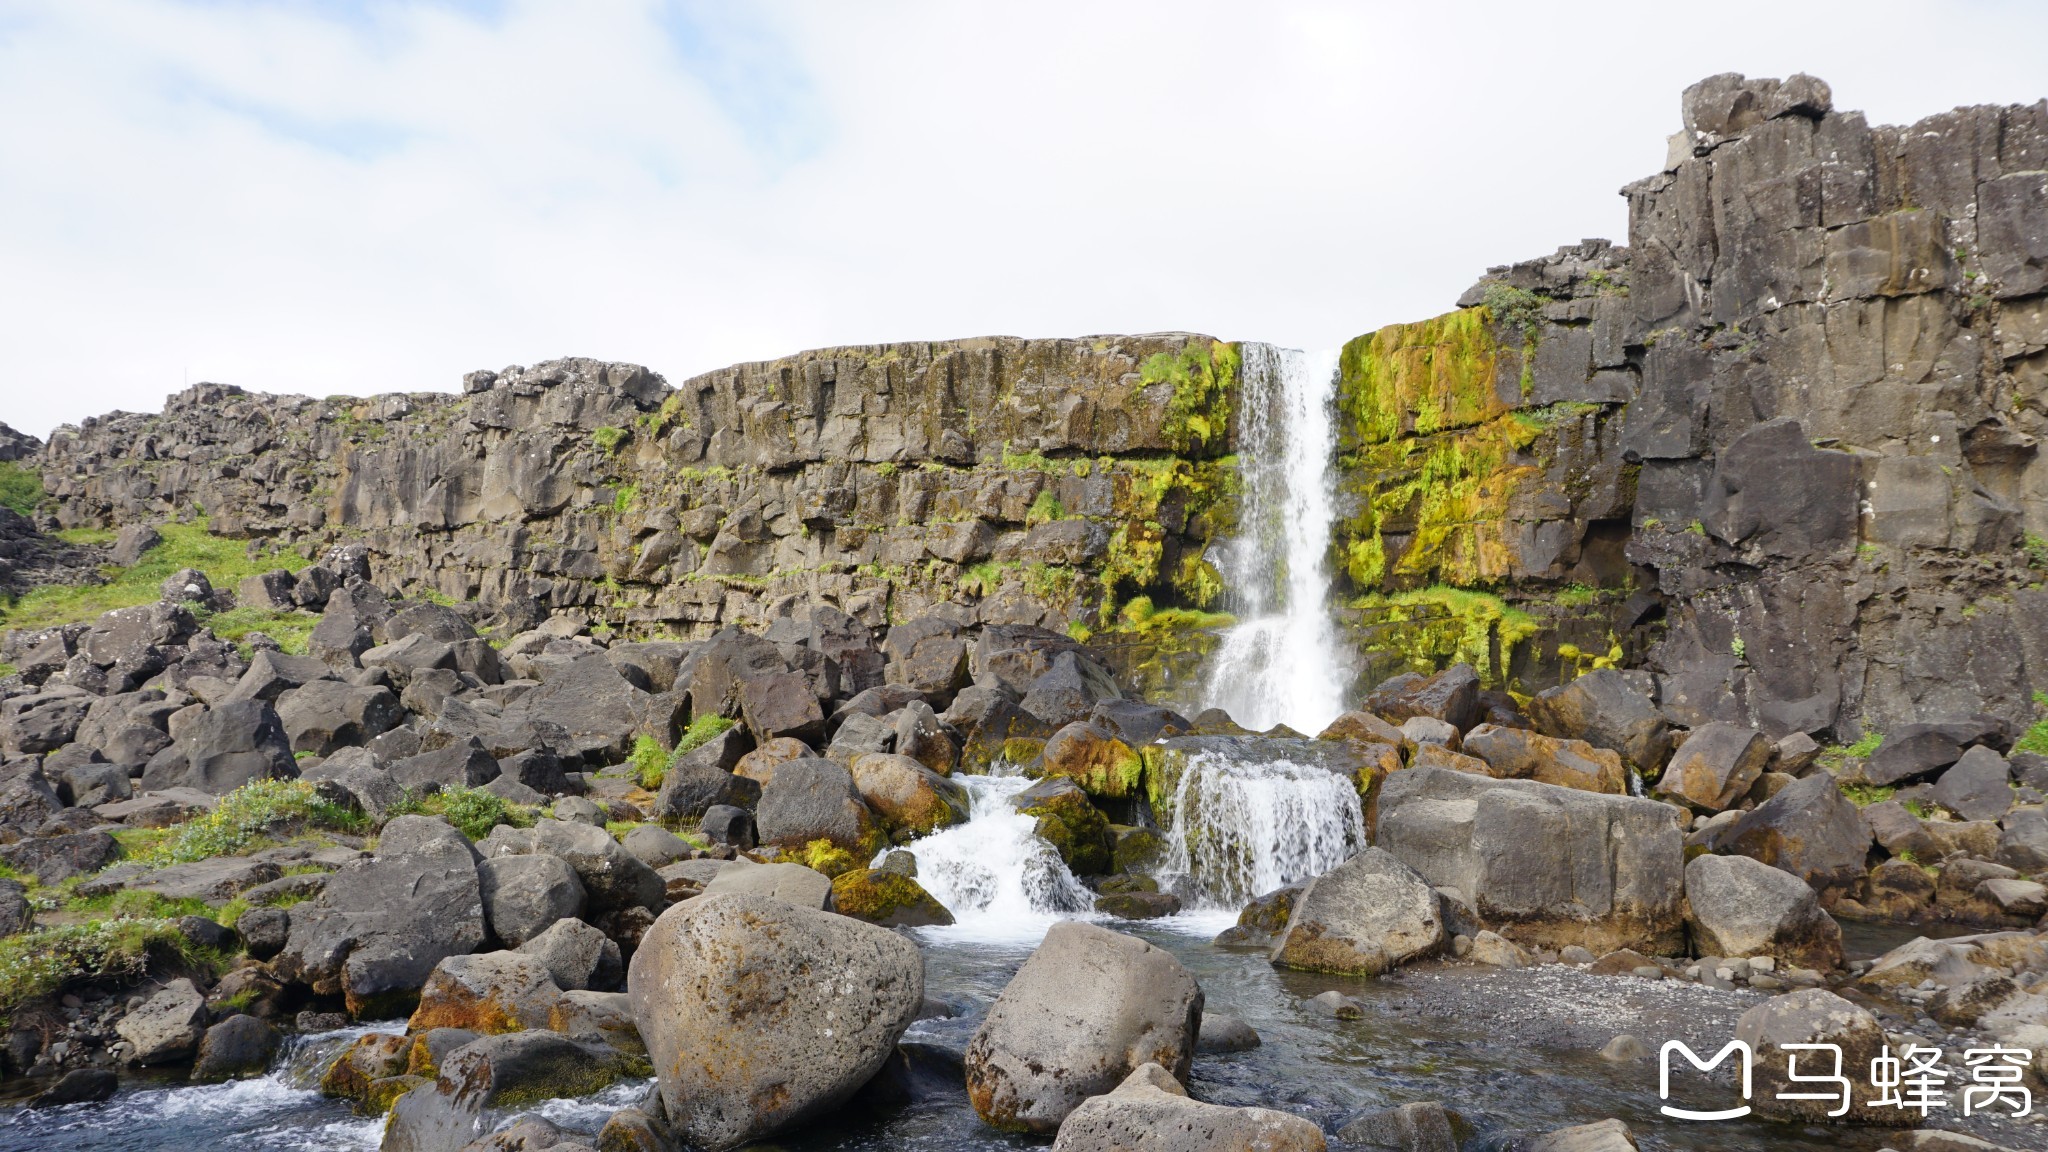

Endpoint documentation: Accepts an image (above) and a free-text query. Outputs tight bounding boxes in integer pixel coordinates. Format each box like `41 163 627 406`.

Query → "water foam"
1153 748 1365 909
888 772 1097 945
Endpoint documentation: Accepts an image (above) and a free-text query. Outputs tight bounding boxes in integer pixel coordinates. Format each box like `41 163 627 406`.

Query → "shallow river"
4 910 2042 1152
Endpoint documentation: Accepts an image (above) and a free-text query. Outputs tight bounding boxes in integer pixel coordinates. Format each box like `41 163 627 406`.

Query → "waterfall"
1203 344 1346 734
1151 742 1366 908
889 772 1097 942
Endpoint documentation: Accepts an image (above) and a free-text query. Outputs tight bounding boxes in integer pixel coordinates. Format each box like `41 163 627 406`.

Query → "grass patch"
0 520 284 633
0 461 42 515
199 604 319 656
633 717 738 790
388 785 533 841
0 918 211 1017
143 779 366 866
63 888 215 922
2014 691 2048 756
1839 782 1897 808
592 426 628 454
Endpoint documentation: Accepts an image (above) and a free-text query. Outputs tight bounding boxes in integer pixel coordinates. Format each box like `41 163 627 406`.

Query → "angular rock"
1375 767 1685 954
383 1031 636 1152
478 853 586 947
1527 669 1671 772
1270 848 1444 976
1462 723 1626 793
528 818 664 914
408 950 564 1035
967 921 1202 1133
190 1014 282 1082
116 978 207 1065
627 893 923 1150
1931 746 2014 822
752 758 875 852
273 815 487 1017
1050 1063 1326 1152
139 698 298 794
1655 723 1771 812
1362 664 1480 732
1719 773 1874 897
849 752 968 837
1683 853 1843 970
516 917 622 993
1735 988 1910 1126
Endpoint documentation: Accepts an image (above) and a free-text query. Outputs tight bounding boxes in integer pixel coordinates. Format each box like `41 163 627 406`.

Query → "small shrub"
2026 533 2048 569
0 918 200 1015
629 734 669 790
2018 691 2048 756
1480 282 1545 338
388 785 531 841
592 426 628 454
0 462 41 515
1025 490 1065 526
675 714 735 759
145 779 364 865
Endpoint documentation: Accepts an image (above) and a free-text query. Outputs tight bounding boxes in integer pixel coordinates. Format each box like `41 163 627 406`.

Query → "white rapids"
885 772 1098 944
1152 748 1366 909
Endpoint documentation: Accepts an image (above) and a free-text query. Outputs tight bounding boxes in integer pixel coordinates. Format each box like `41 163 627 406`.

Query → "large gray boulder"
477 853 585 947
115 978 207 1065
1375 767 1685 955
626 893 924 1151
1931 746 2015 822
1683 854 1842 970
276 680 403 756
1050 1063 1326 1152
139 698 298 794
272 816 487 1016
1269 848 1444 977
1654 722 1770 812
752 757 875 852
1735 989 1909 1126
1718 773 1873 897
501 656 647 764
1525 669 1671 771
515 917 621 992
967 922 1203 1134
527 818 664 913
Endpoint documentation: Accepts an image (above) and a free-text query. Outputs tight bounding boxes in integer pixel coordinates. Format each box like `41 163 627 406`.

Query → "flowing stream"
1203 344 1347 735
1151 743 1366 909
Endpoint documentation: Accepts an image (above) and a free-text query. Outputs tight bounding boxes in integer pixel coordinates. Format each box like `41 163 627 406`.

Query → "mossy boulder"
830 868 955 927
849 752 969 837
1011 777 1112 876
319 1032 413 1111
406 951 564 1036
1213 884 1302 946
1040 721 1145 801
1110 825 1165 874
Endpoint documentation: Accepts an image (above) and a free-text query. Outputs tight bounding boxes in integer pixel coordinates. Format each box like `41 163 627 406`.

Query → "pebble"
1600 1034 1646 1062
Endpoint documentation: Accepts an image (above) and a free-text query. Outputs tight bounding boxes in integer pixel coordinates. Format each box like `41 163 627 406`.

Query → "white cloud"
2 0 2043 436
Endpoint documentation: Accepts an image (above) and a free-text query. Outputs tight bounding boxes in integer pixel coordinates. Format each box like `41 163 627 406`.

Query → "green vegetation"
1554 583 1598 608
1348 585 1539 684
2025 533 2048 568
2017 691 2048 756
1025 489 1065 525
0 663 15 680
0 918 213 1017
592 426 628 454
798 838 860 878
1840 781 1897 807
143 779 365 866
1479 282 1546 338
1138 341 1239 456
633 716 738 789
0 461 42 515
198 604 320 657
0 520 284 633
612 485 639 516
1818 730 1884 773
1730 636 1746 660
388 785 532 840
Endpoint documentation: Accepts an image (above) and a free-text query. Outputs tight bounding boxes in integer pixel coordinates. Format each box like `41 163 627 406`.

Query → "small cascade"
1151 742 1366 909
891 772 1097 941
1204 344 1347 734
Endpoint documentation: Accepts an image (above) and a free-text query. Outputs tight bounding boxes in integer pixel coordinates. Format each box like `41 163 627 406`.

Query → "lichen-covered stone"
829 867 954 927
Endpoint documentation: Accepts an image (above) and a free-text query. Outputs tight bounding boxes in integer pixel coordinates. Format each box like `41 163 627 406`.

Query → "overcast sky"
3 1 2045 438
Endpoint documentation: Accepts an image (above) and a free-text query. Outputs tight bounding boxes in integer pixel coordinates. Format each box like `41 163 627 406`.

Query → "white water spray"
1204 345 1346 733
889 773 1096 943
1152 747 1365 908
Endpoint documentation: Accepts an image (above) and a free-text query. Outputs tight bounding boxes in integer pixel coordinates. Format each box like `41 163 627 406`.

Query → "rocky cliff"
1329 73 2048 738
17 72 2048 738
35 338 1242 689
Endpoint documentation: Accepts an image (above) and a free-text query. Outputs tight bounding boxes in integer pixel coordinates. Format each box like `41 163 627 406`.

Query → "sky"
3 1 2046 438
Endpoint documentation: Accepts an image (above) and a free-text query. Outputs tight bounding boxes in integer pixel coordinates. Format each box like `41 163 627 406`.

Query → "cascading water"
1203 344 1347 734
1150 741 1366 908
889 772 1097 942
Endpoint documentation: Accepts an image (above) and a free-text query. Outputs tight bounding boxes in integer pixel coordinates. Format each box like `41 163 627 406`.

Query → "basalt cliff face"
18 72 2048 737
